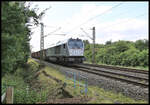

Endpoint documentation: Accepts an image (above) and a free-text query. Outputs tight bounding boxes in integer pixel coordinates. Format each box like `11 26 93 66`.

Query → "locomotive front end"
67 38 85 63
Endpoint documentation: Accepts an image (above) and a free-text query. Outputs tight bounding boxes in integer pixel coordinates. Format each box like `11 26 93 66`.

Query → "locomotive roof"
32 37 83 53
47 38 82 48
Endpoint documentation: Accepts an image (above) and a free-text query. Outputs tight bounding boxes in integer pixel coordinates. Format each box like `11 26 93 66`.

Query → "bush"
113 40 130 53
118 48 140 66
14 88 47 104
2 63 47 104
138 49 148 67
83 39 148 68
134 39 149 51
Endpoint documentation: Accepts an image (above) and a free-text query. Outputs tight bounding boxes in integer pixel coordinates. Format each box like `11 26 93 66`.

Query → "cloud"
95 17 148 43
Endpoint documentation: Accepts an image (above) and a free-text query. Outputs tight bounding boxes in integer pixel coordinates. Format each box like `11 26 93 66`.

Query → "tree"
105 40 112 45
113 40 130 53
119 48 140 66
138 49 148 67
83 38 148 67
2 1 49 76
134 39 149 51
83 40 90 45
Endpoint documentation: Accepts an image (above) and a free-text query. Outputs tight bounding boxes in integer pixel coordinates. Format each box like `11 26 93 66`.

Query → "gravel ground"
34 59 149 101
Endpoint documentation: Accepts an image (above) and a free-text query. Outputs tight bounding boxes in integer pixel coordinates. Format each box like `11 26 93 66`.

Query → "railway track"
33 58 149 88
83 63 149 74
69 64 149 88
76 63 149 78
32 58 149 101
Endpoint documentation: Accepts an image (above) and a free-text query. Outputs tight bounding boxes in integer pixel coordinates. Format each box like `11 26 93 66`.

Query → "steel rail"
73 64 148 81
70 67 148 88
82 63 149 74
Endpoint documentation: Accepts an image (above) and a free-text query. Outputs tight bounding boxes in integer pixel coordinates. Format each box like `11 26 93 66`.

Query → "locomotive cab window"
68 39 83 49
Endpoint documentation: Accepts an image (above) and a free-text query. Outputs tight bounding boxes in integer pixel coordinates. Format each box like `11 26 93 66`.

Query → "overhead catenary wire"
80 28 93 40
101 13 146 31
56 5 101 32
79 11 147 40
66 2 124 34
79 4 139 31
44 27 62 37
81 3 123 25
42 2 124 38
80 13 147 43
43 25 67 36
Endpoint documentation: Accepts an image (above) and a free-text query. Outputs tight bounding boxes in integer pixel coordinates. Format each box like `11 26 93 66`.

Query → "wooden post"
6 87 13 104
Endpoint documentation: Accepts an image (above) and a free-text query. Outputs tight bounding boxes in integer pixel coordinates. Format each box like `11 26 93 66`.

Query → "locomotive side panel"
46 44 68 57
45 47 59 62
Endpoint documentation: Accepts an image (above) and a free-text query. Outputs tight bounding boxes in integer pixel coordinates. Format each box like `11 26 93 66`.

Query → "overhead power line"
66 2 123 34
44 27 61 37
80 28 93 39
81 3 123 25
101 13 146 31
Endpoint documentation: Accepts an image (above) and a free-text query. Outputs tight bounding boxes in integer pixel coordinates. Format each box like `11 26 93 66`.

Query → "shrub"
138 49 148 67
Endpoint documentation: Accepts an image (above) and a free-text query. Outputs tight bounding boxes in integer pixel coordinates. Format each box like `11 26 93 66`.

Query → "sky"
27 1 148 52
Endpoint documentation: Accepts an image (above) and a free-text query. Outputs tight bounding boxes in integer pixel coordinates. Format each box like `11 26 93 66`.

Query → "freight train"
31 38 85 63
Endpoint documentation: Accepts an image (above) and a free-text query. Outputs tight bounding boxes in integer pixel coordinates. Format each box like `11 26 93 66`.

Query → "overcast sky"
28 1 148 52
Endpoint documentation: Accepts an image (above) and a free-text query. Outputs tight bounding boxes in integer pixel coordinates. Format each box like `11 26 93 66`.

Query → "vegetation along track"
69 63 149 88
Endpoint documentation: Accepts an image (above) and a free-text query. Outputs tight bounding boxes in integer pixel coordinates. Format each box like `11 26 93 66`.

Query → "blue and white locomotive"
31 38 85 63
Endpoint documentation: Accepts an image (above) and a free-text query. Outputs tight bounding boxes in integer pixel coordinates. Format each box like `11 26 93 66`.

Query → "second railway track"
68 63 149 88
82 63 149 74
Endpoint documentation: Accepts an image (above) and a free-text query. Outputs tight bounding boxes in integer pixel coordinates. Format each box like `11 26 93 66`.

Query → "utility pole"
80 27 96 64
40 22 44 63
40 23 64 63
92 27 95 64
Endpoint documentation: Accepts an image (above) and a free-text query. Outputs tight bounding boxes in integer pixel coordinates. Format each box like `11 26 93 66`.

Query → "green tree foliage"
2 2 48 76
138 49 148 67
83 39 149 68
119 48 140 66
113 40 130 53
105 40 112 45
134 39 149 51
83 40 90 46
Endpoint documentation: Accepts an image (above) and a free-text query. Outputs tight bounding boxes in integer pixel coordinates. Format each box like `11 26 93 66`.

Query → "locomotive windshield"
68 39 83 49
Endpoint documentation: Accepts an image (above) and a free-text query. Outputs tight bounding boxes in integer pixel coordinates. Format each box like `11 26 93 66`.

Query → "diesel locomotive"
31 38 85 63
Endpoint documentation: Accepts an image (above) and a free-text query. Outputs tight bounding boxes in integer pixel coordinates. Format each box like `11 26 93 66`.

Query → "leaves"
2 1 47 76
83 39 148 67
